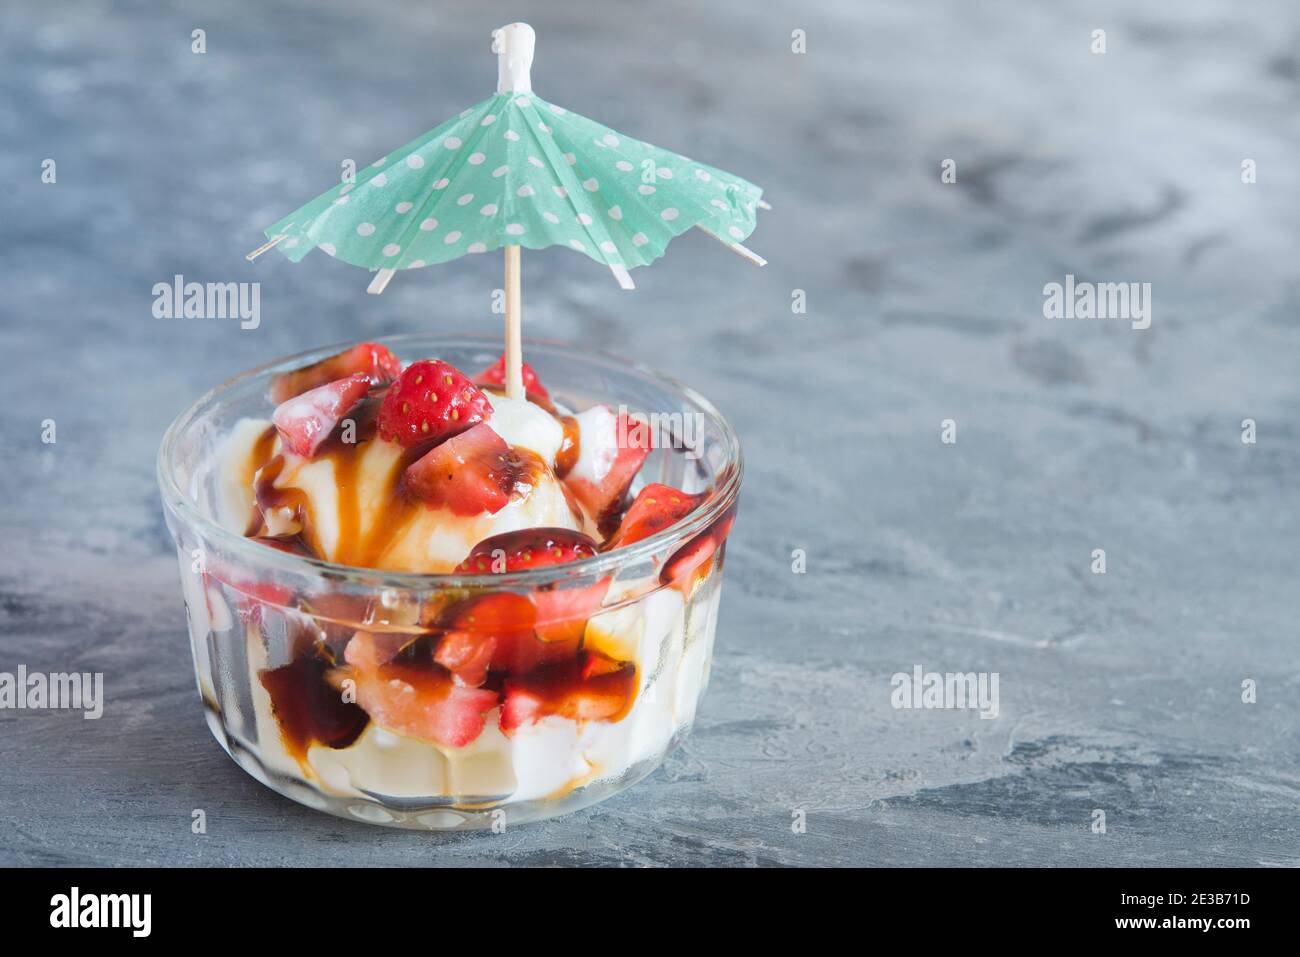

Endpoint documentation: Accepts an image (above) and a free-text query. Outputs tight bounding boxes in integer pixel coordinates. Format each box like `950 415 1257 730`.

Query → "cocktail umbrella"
248 22 766 399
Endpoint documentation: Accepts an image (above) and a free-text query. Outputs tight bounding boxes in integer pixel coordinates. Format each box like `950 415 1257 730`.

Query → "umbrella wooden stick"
504 244 524 400
696 226 767 267
497 24 532 402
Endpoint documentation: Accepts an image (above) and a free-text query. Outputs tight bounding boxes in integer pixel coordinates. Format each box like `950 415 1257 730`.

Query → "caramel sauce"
554 415 581 479
258 653 369 762
374 633 473 688
313 393 380 563
496 446 548 502
251 454 313 545
507 651 638 726
595 497 629 540
243 425 277 491
246 393 424 568
242 426 280 537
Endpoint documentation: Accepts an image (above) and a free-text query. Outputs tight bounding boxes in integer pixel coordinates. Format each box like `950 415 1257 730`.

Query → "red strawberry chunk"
270 342 401 403
562 405 653 521
210 541 302 603
531 581 610 644
456 529 607 643
204 548 298 626
203 572 293 626
660 505 738 591
499 688 543 733
456 527 599 573
500 652 637 735
473 352 550 401
236 580 295 611
432 630 499 688
434 592 533 686
377 358 492 448
343 631 499 748
606 483 707 550
434 592 578 684
403 423 538 516
271 373 371 459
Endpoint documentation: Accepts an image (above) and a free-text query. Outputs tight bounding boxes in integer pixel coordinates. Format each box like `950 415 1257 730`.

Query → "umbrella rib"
522 98 628 271
608 264 635 290
367 268 396 295
696 226 767 267
246 233 287 261
376 95 501 276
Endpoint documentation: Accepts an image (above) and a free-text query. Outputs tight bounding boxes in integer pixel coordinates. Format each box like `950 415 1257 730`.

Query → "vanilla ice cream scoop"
225 389 583 574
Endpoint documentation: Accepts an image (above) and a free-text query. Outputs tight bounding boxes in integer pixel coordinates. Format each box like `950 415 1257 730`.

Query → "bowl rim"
157 332 743 591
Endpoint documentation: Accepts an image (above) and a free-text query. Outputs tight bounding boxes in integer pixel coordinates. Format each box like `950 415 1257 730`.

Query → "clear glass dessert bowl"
157 333 741 829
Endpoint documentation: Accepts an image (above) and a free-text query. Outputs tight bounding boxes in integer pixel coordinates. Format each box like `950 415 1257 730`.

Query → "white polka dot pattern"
261 92 763 272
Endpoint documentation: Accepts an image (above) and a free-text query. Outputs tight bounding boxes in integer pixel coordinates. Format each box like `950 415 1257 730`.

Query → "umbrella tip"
493 23 535 94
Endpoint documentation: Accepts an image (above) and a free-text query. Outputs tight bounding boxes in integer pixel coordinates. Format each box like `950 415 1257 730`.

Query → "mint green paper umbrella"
248 22 766 399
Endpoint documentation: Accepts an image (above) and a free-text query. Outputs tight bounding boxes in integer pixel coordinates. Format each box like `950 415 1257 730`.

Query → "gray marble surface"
2 0 1298 867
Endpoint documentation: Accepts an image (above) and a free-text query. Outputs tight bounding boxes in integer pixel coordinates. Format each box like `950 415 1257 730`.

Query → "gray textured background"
2 0 1298 866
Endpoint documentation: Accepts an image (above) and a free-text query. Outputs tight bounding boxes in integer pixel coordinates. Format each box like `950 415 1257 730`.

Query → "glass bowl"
157 333 741 829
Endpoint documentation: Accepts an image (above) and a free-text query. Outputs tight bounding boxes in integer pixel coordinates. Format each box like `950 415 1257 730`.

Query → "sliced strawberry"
562 405 653 521
531 582 610 644
434 592 534 686
473 352 550 401
500 651 637 735
456 529 607 643
204 578 287 627
270 342 401 403
606 483 707 550
456 527 599 573
660 505 737 591
234 579 295 612
403 423 538 516
377 358 492 448
205 550 296 625
432 629 499 688
499 686 544 732
343 631 498 748
271 373 371 459
245 537 322 626
434 592 577 684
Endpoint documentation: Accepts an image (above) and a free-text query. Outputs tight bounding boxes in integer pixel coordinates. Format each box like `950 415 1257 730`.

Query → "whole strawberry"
377 359 493 448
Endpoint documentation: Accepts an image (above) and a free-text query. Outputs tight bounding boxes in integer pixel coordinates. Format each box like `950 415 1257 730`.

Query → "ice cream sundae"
161 336 740 826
